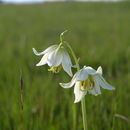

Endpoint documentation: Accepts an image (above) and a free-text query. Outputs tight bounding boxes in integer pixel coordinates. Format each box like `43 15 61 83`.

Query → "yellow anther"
79 75 95 91
48 64 62 73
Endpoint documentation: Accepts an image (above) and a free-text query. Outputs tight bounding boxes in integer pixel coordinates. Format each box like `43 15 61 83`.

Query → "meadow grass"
0 2 130 130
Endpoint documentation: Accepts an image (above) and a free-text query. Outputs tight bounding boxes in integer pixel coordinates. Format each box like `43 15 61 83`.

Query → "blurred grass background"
0 1 130 130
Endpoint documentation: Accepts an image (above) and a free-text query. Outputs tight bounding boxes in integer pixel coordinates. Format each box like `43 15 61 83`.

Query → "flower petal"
47 48 63 67
89 75 101 95
88 89 97 95
76 67 88 81
62 50 73 77
36 53 49 66
74 82 87 103
85 66 96 75
59 72 78 88
32 45 58 56
59 67 89 88
98 75 115 90
96 66 102 75
94 78 102 95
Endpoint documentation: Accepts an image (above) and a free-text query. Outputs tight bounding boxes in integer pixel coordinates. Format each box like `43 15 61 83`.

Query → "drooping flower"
60 66 115 103
32 44 73 77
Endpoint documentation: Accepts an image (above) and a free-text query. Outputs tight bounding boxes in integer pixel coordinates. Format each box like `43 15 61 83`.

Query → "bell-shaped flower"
60 66 115 103
33 44 73 77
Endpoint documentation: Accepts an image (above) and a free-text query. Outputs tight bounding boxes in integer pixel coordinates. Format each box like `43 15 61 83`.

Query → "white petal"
76 67 88 81
59 82 74 88
59 68 88 89
59 73 77 88
84 66 96 75
32 45 58 56
74 82 87 103
89 89 97 95
94 79 101 95
47 48 63 67
62 50 73 77
98 75 115 90
36 53 49 66
88 76 101 96
96 66 103 75
72 64 78 68
91 76 101 95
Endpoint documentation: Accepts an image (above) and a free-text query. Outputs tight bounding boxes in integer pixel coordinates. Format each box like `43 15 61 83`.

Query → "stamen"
48 64 62 73
79 75 95 91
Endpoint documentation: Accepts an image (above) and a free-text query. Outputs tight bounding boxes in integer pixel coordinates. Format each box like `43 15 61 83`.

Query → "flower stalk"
81 97 88 130
60 30 68 43
66 42 88 130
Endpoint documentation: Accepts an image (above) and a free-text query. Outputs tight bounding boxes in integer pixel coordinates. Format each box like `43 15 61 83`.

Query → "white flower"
60 66 115 103
32 44 73 77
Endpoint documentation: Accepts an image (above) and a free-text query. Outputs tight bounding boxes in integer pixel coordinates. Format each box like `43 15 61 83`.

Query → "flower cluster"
33 31 115 103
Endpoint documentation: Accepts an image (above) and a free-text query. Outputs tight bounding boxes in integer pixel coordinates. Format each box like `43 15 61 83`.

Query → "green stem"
65 42 80 71
81 98 88 130
66 42 88 130
59 42 63 48
60 30 68 43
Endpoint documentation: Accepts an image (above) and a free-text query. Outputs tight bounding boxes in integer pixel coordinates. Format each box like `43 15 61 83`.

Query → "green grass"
0 2 130 130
